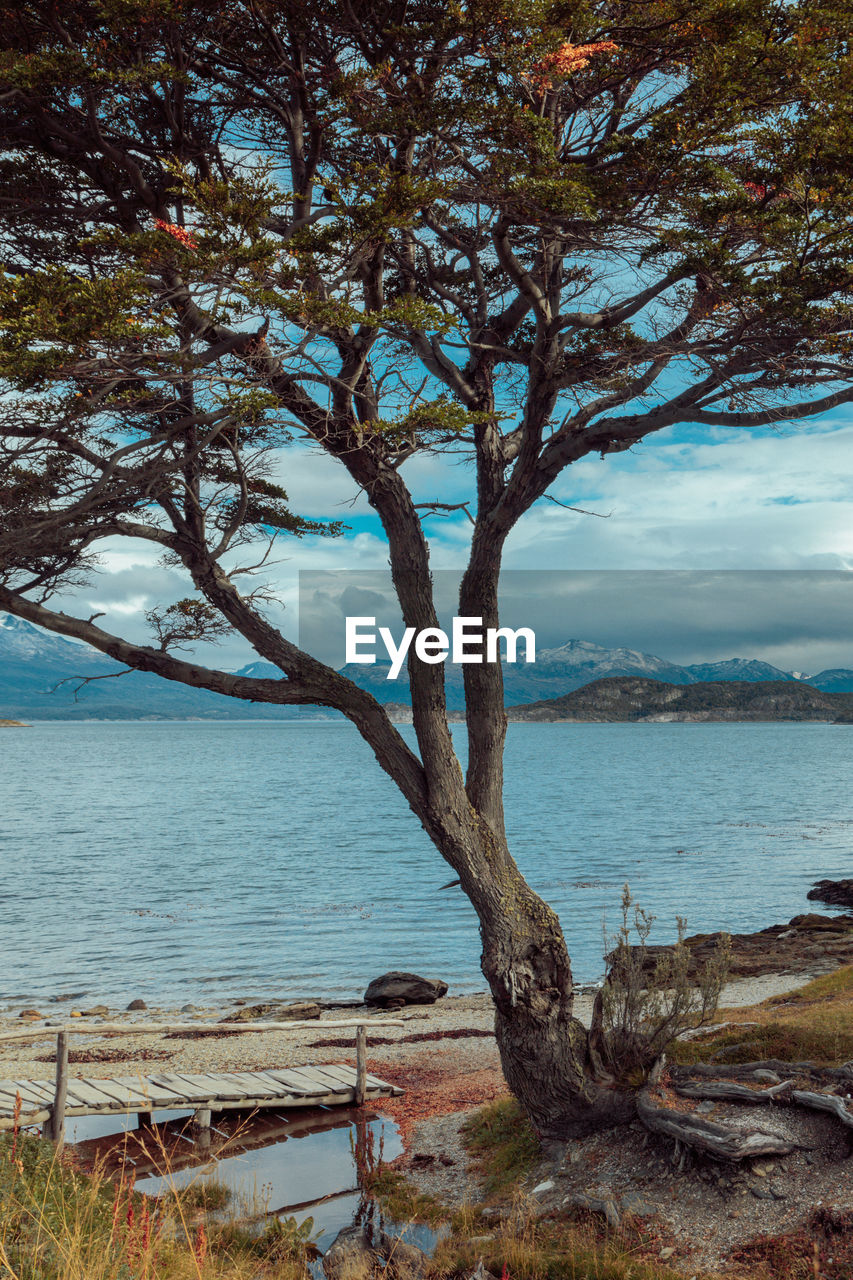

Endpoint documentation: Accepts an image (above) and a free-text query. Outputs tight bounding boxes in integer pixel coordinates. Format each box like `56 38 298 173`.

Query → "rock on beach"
364 972 449 1008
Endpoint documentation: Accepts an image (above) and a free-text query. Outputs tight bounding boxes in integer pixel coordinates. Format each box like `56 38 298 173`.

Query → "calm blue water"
1 721 852 1009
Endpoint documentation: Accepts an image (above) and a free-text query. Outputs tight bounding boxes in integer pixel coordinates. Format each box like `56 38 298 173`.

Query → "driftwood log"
636 1057 853 1162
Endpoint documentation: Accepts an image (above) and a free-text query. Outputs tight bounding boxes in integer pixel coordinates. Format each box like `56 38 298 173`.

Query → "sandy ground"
0 971 820 1081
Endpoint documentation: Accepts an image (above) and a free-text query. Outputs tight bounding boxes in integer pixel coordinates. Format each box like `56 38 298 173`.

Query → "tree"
1 0 852 1138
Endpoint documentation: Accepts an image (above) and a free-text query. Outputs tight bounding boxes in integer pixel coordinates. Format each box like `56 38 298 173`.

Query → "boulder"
126 998 147 1011
18 1009 41 1019
82 1005 109 1016
279 1000 322 1020
379 1231 428 1280
220 1003 278 1023
322 1226 377 1280
363 972 448 1007
807 879 853 908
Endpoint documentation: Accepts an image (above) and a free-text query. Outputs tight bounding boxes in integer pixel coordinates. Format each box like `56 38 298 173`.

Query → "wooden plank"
286 1064 357 1091
13 1080 55 1106
0 1017 407 1043
306 1063 358 1088
170 1073 240 1101
112 1076 185 1108
0 1082 32 1108
179 1073 246 1101
263 1068 345 1097
50 1031 69 1148
83 1078 152 1109
0 1092 40 1117
0 1108 50 1128
8 1081 53 1108
313 1062 395 1091
62 1084 107 1110
213 1071 282 1098
0 1095 32 1116
356 1025 367 1106
296 1065 360 1092
149 1074 215 1103
245 1071 304 1097
234 1070 297 1100
65 1079 128 1109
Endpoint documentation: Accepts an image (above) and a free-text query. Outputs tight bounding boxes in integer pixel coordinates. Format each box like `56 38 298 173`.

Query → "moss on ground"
459 1098 541 1201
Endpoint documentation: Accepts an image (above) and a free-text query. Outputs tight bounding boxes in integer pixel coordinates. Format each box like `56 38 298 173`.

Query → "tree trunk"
434 812 635 1139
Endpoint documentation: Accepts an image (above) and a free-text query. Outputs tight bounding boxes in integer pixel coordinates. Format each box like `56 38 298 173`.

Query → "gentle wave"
1 720 851 1008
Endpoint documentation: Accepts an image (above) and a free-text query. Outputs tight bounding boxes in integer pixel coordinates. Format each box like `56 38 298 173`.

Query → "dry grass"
432 1196 687 1280
0 1130 312 1280
672 965 853 1065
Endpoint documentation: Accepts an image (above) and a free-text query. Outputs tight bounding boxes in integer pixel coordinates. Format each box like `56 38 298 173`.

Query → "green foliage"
362 1167 448 1226
145 598 235 649
254 1212 320 1261
0 1131 315 1279
436 1196 683 1280
2 0 853 606
165 1176 232 1211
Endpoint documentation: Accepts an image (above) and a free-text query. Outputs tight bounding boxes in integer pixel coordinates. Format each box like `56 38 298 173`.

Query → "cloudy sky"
54 412 853 676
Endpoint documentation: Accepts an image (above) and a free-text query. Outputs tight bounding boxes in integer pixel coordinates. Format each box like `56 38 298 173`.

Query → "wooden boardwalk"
0 1063 404 1130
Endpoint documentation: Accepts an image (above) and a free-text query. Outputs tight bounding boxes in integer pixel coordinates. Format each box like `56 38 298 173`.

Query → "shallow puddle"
70 1105 441 1256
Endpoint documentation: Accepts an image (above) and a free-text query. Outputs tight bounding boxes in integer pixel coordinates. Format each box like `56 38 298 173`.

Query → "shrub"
592 885 731 1081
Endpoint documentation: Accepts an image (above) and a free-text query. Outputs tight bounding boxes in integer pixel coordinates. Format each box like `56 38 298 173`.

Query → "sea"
2 720 852 1010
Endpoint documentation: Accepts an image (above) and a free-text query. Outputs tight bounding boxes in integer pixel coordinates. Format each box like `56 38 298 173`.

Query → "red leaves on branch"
153 219 198 249
529 40 619 88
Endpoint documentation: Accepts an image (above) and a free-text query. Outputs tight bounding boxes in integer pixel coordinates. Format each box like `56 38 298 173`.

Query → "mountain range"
2 613 853 719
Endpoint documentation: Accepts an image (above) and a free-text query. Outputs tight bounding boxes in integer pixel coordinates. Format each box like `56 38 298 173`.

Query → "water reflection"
71 1105 415 1249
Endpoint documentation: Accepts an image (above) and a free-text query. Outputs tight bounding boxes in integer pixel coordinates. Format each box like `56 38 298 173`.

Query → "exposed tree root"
636 1058 853 1162
636 1087 798 1160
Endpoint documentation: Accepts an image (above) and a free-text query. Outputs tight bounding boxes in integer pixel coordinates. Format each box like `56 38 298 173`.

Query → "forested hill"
507 678 853 722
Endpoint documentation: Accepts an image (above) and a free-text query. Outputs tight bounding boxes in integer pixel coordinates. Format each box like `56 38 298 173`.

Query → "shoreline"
0 969 824 1084
2 965 848 1275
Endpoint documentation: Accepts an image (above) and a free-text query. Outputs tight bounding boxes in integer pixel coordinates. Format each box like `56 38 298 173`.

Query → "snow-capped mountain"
682 658 795 683
0 614 306 719
3 611 853 716
0 612 101 665
803 668 853 693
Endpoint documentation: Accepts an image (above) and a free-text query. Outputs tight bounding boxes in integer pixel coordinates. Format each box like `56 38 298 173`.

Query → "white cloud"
503 424 853 570
43 419 853 670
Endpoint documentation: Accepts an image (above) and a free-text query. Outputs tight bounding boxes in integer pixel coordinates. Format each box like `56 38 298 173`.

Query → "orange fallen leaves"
369 1059 508 1148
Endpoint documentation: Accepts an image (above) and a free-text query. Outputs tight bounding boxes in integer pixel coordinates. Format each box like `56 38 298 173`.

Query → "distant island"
0 719 29 727
505 676 853 723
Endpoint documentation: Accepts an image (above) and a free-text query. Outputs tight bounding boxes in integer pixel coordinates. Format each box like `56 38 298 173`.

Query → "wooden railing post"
355 1023 367 1105
49 1030 68 1148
